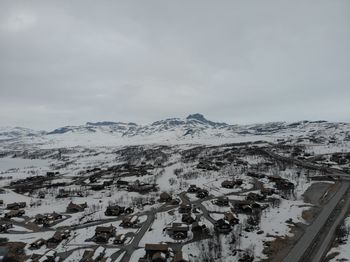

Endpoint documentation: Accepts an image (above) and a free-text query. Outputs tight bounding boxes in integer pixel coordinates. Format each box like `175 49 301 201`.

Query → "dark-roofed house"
196 189 209 199
121 216 138 228
0 223 13 233
224 212 239 225
4 209 25 218
166 223 189 240
214 196 229 206
127 180 157 193
95 225 116 243
246 192 265 202
187 184 199 193
234 201 254 214
90 184 105 191
191 221 207 235
29 238 46 249
275 179 295 190
38 191 46 199
261 188 275 196
6 202 26 210
235 179 243 185
143 243 169 262
82 246 106 262
179 204 192 214
114 234 126 244
66 201 87 213
34 214 46 224
47 229 71 247
181 213 195 224
214 219 232 234
169 198 180 205
35 212 63 226
159 192 172 203
221 180 236 189
105 205 125 216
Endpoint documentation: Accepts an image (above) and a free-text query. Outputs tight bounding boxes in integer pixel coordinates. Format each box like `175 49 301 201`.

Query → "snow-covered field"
0 117 349 261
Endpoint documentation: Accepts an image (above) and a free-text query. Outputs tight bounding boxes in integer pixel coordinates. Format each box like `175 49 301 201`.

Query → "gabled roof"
160 192 171 199
95 225 115 233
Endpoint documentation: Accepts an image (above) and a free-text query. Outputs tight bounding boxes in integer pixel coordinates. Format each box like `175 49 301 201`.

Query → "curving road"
260 149 350 262
117 211 156 262
310 190 350 262
283 180 350 262
12 147 349 262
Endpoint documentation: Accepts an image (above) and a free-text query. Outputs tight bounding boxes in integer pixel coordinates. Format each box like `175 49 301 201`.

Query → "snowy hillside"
1 114 350 150
0 127 45 140
1 115 350 262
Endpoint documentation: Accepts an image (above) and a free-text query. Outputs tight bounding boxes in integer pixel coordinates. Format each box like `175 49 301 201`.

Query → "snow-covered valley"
1 115 350 262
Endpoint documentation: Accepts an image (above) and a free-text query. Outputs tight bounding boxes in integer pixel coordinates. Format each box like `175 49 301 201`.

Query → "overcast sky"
0 1 349 130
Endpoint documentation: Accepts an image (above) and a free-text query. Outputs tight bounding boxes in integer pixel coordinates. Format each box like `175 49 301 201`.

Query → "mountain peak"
186 113 228 127
186 113 207 122
86 121 118 126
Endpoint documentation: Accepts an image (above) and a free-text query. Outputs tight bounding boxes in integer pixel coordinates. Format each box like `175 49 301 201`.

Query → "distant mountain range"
1 114 349 148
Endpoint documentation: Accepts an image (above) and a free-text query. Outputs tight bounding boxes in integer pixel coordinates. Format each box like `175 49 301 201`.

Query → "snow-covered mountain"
1 114 350 148
0 126 45 140
46 114 228 136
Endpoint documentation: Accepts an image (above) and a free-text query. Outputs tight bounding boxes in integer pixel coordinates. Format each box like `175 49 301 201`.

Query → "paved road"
70 216 124 230
115 188 256 261
179 193 216 225
310 190 350 262
118 211 156 262
19 147 350 262
260 149 350 262
283 180 350 262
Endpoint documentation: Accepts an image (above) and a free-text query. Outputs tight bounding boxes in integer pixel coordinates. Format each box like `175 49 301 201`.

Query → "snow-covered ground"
0 117 349 261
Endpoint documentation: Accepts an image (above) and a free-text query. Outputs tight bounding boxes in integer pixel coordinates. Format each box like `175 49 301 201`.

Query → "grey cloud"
0 0 349 129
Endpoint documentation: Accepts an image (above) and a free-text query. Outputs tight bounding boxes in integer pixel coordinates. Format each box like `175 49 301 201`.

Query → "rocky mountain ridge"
1 114 349 148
